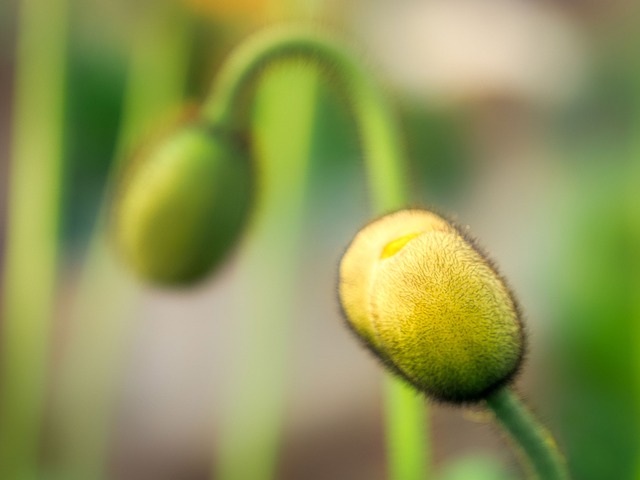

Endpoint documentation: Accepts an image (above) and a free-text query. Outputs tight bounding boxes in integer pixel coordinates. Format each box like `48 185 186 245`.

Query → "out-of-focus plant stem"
203 15 321 480
0 0 68 478
52 5 193 479
384 377 429 480
215 65 319 480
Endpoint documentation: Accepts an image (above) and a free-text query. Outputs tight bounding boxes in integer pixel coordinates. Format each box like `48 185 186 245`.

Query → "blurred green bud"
339 209 524 403
113 122 252 286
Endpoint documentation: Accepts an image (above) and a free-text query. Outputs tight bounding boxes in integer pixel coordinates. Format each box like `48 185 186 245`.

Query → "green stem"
0 0 68 478
486 388 569 480
53 5 193 479
215 66 319 480
202 25 426 480
384 377 429 480
202 25 408 214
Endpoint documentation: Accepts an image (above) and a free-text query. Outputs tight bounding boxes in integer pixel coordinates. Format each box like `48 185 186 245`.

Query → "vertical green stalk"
486 388 569 480
384 377 429 480
216 66 318 480
203 26 428 480
633 137 640 480
53 5 193 479
0 0 68 478
207 13 320 480
627 33 640 478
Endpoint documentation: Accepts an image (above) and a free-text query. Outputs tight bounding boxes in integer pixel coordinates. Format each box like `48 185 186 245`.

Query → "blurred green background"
1 0 639 479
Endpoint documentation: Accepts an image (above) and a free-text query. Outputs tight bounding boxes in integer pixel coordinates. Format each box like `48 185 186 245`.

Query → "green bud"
339 209 525 403
112 122 252 286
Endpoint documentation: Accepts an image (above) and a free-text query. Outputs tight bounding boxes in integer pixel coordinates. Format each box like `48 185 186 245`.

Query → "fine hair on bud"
112 120 252 286
339 209 526 403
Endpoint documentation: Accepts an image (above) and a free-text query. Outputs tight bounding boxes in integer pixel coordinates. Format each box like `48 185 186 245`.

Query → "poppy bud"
339 209 524 403
113 122 251 286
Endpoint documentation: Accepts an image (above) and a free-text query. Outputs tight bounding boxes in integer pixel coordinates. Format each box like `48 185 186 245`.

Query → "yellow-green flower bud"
112 122 252 286
339 209 525 403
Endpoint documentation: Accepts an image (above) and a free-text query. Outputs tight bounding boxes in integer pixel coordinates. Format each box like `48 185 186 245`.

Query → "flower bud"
339 209 524 403
112 122 252 286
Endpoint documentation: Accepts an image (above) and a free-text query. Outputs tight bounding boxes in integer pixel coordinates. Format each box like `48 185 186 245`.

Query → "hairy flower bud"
339 209 525 402
113 123 251 286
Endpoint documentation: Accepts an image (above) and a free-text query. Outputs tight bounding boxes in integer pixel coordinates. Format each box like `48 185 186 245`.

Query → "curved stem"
202 25 427 480
486 388 570 480
202 24 408 213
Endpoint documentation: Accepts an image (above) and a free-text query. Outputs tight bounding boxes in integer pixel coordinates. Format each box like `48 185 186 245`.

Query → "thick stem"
0 0 68 478
384 377 429 480
215 66 319 480
486 388 570 480
53 6 193 480
202 25 426 480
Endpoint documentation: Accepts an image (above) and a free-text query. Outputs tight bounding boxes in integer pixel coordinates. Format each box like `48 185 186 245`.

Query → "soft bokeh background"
1 0 639 479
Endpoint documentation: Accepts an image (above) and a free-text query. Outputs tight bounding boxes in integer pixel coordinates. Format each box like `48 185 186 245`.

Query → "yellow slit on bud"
380 232 421 259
